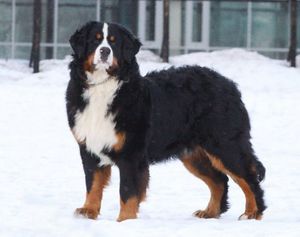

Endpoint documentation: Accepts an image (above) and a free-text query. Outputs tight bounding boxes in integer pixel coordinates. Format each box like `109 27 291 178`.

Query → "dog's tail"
248 153 266 182
255 159 266 182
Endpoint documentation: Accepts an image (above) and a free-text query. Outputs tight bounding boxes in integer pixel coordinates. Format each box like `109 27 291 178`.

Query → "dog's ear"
121 27 142 63
69 22 92 59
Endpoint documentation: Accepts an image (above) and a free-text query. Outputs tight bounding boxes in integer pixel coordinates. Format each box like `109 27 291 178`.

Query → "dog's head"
69 21 141 78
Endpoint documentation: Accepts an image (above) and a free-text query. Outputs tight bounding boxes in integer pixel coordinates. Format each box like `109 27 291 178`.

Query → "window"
57 0 96 43
0 0 297 60
101 0 118 23
15 45 31 59
0 0 11 42
14 0 52 59
298 6 300 48
44 0 54 59
251 2 289 48
0 46 11 59
101 0 138 35
57 46 72 59
15 0 33 60
15 0 33 43
0 0 12 58
210 2 247 47
145 0 155 41
192 2 202 42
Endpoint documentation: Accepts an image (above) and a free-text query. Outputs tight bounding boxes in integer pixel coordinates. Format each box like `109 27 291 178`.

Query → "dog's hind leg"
181 147 229 218
205 148 266 220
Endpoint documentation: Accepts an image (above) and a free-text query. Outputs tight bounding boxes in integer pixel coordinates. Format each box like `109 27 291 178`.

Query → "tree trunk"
161 0 169 62
46 0 54 59
30 0 42 73
288 0 297 67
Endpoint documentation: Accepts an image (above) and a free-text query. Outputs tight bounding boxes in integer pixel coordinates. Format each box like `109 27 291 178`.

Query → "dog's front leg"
75 146 111 219
116 158 149 222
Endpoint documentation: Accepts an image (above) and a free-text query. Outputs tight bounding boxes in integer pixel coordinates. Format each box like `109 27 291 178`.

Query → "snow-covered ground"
1 49 300 236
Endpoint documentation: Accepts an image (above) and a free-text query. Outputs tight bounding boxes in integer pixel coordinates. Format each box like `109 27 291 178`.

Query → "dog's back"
144 66 249 162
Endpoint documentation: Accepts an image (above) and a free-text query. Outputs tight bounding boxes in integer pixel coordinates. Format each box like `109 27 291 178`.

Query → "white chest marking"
73 75 121 166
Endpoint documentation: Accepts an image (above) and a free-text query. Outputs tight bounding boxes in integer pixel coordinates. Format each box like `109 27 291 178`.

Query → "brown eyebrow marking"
109 35 115 42
96 33 102 40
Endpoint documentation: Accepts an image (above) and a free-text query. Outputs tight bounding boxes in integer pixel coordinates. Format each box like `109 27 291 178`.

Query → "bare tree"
46 0 54 59
30 0 42 73
161 0 169 62
288 0 297 67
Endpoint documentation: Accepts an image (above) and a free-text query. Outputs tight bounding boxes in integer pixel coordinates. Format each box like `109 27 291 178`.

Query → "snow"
1 49 300 236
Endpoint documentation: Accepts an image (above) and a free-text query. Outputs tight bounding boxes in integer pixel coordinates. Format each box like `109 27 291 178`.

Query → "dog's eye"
95 33 102 40
108 35 116 43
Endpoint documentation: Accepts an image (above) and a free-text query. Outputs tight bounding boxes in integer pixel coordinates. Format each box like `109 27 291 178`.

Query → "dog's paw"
238 212 262 220
74 207 99 220
117 213 137 222
193 209 220 219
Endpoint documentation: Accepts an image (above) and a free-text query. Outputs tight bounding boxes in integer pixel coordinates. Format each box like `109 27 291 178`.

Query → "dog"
66 21 266 222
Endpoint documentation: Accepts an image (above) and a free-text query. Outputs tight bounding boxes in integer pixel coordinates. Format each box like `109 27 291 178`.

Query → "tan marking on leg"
75 166 111 219
117 197 139 222
205 153 261 220
234 177 260 219
113 132 126 152
182 152 224 218
139 191 147 203
84 53 95 72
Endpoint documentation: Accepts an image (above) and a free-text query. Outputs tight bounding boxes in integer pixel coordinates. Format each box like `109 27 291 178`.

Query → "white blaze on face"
86 22 114 84
93 22 113 69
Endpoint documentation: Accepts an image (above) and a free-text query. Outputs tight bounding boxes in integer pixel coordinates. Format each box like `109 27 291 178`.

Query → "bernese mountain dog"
66 21 266 222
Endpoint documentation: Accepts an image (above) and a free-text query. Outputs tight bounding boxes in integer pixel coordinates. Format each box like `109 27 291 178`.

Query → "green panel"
56 46 72 59
57 0 96 43
100 0 118 22
38 46 57 60
14 46 31 59
258 51 288 60
15 0 33 43
0 0 12 42
15 0 51 43
15 46 50 60
41 0 54 44
181 1 185 46
251 2 289 48
100 0 138 35
145 0 155 40
118 0 138 35
210 2 247 47
0 46 12 59
298 7 300 48
192 2 202 42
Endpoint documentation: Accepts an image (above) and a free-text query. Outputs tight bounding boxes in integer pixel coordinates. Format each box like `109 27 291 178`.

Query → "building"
0 0 299 60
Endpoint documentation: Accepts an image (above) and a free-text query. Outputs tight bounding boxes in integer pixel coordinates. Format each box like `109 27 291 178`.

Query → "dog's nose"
100 47 111 61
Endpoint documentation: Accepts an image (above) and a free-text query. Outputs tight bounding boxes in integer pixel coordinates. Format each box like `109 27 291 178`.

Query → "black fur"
79 145 100 192
66 21 266 220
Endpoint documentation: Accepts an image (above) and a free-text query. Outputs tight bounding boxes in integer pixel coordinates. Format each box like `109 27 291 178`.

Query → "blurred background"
0 0 299 60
